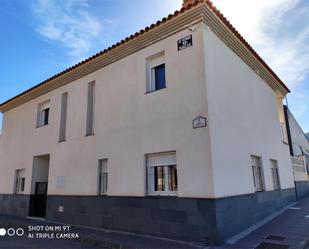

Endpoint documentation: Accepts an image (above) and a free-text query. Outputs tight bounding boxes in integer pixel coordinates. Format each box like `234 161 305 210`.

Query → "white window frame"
270 159 280 190
98 159 108 195
251 155 265 192
146 152 177 196
37 101 50 127
146 52 165 93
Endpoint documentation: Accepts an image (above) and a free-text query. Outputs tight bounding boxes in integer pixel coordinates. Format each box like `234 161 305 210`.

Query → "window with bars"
251 156 265 192
146 152 177 195
98 159 108 195
270 159 280 190
14 169 26 194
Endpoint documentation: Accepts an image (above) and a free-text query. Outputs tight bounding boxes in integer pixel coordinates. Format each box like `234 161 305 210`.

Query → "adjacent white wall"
203 26 295 198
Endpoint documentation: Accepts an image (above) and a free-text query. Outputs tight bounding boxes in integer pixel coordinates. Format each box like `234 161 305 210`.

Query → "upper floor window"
37 101 50 127
251 155 265 192
146 52 166 93
146 152 177 196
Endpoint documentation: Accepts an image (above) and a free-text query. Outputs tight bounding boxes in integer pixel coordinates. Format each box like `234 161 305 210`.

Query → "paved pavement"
0 196 308 249
0 215 204 249
218 196 309 249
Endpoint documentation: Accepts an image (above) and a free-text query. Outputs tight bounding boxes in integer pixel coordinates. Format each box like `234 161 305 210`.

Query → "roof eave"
0 0 290 113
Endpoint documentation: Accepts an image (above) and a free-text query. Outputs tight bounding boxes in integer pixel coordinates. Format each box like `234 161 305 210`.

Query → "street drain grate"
264 235 286 241
255 242 289 249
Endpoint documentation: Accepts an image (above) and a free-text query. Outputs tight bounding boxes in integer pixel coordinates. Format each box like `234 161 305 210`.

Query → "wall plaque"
193 116 207 129
177 35 193 51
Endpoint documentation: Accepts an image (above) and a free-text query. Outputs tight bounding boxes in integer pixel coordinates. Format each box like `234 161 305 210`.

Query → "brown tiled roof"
0 0 290 109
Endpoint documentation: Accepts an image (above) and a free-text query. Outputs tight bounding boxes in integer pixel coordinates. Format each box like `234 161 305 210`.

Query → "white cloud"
211 0 309 126
32 0 102 59
211 0 308 86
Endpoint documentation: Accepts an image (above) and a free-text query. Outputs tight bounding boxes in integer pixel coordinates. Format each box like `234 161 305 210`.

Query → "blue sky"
0 0 308 133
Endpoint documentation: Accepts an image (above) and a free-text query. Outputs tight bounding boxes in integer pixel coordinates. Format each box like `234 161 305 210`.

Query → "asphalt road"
0 215 202 249
0 222 99 249
0 238 97 249
0 236 97 249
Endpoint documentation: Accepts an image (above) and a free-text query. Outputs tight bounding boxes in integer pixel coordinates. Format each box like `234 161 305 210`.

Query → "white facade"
0 8 295 200
203 28 294 197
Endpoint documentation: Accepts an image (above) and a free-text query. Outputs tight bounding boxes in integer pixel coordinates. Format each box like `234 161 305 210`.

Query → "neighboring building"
284 105 309 198
0 0 296 245
306 133 309 140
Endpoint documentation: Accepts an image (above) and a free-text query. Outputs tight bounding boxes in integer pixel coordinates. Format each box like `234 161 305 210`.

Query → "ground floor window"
14 169 26 194
270 159 280 190
146 152 177 195
251 156 264 192
98 159 108 195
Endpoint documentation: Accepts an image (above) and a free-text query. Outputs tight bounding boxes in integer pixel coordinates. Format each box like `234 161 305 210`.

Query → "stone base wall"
0 188 297 245
214 188 296 242
45 188 296 244
0 195 30 217
45 196 217 243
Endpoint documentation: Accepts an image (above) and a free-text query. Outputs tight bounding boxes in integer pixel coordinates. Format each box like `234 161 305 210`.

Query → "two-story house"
0 0 296 244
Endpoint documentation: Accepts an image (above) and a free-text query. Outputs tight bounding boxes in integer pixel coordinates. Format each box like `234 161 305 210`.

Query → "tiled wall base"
0 189 297 245
45 189 296 244
0 195 30 217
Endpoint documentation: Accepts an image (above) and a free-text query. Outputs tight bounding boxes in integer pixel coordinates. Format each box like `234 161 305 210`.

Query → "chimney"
182 0 195 8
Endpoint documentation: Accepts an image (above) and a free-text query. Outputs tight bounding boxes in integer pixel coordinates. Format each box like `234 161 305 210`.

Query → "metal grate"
255 242 289 249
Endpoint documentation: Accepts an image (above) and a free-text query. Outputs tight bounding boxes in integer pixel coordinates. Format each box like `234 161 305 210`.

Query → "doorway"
29 155 50 218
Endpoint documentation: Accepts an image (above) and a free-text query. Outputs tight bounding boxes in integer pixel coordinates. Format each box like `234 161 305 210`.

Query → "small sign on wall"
56 176 65 189
193 116 207 129
177 35 193 51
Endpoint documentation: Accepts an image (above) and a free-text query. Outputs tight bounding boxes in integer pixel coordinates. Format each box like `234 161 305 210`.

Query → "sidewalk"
0 196 308 249
218 196 309 249
0 214 204 249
